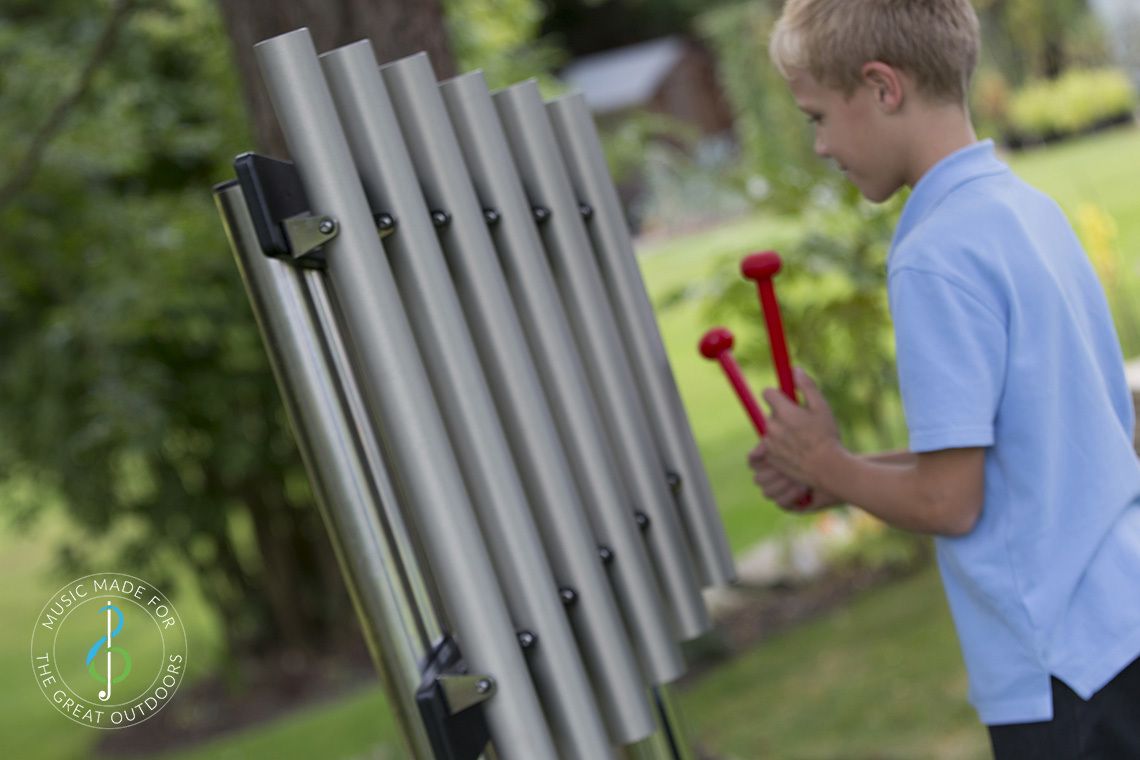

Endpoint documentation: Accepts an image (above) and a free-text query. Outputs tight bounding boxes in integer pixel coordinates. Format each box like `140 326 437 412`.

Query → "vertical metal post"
318 41 614 758
493 80 712 642
253 28 558 759
438 71 685 688
215 182 436 759
547 93 736 589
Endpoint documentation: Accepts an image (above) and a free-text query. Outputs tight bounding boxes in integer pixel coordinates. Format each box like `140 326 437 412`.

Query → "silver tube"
340 59 653 745
438 71 684 688
216 182 435 759
303 268 447 641
650 685 697 760
546 94 736 589
319 42 613 759
619 686 696 760
493 81 711 641
253 29 558 759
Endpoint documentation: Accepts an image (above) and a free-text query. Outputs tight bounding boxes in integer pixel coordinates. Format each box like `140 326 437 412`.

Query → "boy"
748 0 1140 756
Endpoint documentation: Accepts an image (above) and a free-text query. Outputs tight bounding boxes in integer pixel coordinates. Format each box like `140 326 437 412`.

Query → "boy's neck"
903 104 979 189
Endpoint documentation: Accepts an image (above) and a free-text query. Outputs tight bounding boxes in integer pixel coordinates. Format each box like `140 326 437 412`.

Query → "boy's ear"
861 61 904 113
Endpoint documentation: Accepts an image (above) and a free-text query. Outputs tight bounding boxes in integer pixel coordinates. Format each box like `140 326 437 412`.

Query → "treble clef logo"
85 603 131 702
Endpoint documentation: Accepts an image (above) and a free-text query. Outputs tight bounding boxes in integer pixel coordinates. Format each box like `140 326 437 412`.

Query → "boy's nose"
814 136 829 158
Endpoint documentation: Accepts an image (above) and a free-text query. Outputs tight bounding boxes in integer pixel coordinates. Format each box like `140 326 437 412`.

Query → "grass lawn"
680 565 989 760
5 124 1138 759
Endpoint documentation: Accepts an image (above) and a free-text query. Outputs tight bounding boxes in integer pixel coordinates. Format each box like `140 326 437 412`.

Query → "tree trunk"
216 0 455 156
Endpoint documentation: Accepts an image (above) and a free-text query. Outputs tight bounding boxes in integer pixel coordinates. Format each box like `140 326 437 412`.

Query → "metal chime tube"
216 183 437 759
547 94 736 589
322 47 654 746
493 81 711 642
317 42 613 758
254 28 558 759
438 72 685 687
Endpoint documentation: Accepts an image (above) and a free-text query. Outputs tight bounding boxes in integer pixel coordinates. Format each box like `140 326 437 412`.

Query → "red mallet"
741 251 797 401
741 250 812 509
699 327 768 438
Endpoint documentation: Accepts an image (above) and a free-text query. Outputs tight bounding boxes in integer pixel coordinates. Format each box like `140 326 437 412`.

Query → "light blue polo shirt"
887 139 1140 725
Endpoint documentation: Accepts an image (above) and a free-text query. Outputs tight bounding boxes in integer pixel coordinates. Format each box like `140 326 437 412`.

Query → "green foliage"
973 0 1109 84
0 0 348 661
445 0 564 92
970 67 1014 141
1007 68 1137 143
695 1 837 214
602 110 700 186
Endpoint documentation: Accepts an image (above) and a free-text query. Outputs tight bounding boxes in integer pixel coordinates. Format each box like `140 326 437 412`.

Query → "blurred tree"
696 0 831 214
447 0 565 90
0 0 454 676
974 0 1108 83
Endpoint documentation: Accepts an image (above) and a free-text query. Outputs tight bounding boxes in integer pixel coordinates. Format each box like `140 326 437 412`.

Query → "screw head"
559 587 578 606
598 545 614 565
475 678 493 694
517 631 537 649
635 511 650 530
318 218 336 235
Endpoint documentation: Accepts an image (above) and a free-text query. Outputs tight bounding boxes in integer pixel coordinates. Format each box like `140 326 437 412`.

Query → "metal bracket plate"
415 635 493 760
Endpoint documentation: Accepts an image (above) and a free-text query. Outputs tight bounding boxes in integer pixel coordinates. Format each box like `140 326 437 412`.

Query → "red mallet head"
741 250 782 281
699 326 734 359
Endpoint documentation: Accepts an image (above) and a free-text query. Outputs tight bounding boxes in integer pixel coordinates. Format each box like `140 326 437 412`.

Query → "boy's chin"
854 177 903 204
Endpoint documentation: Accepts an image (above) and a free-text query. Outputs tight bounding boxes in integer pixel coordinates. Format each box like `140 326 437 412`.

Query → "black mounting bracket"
233 153 337 269
415 634 494 760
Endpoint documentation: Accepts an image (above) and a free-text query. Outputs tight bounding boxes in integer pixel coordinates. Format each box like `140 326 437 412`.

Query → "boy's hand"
760 367 843 488
748 441 839 511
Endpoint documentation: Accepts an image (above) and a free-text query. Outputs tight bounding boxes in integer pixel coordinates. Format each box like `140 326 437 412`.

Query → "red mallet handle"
699 327 767 438
741 251 796 400
741 251 812 510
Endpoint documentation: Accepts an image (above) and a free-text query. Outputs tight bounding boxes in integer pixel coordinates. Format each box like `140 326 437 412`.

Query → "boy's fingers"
762 387 796 416
748 441 767 464
794 367 825 408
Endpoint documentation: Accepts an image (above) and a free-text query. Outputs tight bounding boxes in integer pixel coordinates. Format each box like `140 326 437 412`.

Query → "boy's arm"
865 450 916 466
760 369 985 537
815 446 985 536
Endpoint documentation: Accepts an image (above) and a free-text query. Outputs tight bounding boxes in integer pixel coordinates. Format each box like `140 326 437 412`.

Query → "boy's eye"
807 114 823 125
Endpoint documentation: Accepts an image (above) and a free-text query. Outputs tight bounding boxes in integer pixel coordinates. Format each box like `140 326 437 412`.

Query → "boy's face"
787 70 906 203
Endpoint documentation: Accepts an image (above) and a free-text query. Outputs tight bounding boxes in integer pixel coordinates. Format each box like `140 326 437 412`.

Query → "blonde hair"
770 0 980 103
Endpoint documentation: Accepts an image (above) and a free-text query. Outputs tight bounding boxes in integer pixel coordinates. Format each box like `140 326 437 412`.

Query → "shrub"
1008 68 1137 144
971 68 1013 141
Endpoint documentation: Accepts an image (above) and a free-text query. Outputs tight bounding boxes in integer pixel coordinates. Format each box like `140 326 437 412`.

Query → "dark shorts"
988 655 1140 759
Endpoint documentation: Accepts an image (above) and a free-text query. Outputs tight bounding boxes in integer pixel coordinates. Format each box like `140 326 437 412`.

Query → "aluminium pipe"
324 47 654 746
253 28 558 759
216 182 436 760
438 71 685 687
303 265 452 633
319 42 613 759
547 94 736 589
493 81 711 642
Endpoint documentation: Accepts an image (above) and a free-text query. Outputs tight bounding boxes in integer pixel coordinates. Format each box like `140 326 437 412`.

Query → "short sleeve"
889 267 1007 452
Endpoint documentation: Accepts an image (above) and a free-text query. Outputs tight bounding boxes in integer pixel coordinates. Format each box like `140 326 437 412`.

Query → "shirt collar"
890 139 1008 256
